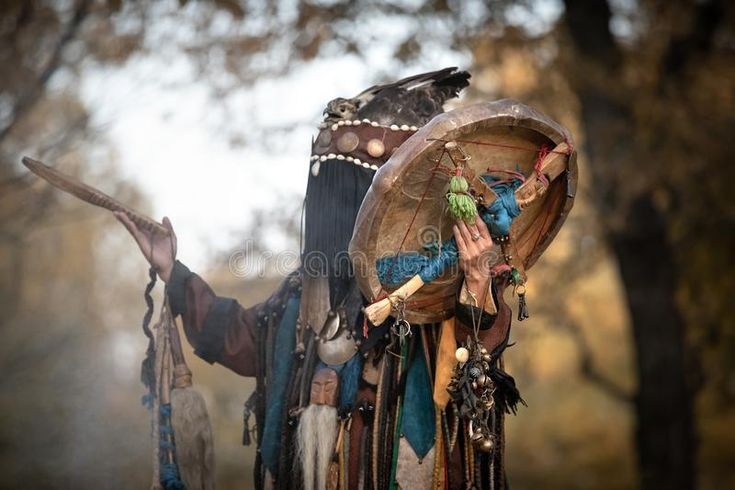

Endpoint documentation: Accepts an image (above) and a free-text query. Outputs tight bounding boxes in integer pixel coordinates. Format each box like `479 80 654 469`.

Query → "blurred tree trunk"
562 1 696 488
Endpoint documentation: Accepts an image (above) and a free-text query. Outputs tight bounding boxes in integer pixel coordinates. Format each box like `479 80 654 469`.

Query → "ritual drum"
349 99 577 324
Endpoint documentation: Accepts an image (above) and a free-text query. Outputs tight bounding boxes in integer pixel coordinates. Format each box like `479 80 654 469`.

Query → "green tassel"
449 175 469 193
446 174 477 223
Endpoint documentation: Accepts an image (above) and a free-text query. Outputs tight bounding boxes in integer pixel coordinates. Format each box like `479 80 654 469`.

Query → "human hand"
453 215 494 301
114 212 177 283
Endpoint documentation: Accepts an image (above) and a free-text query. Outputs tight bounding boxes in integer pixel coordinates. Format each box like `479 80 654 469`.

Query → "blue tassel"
158 403 186 489
160 462 185 490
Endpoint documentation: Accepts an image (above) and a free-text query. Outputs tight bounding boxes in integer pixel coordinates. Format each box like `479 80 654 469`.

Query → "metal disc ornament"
317 328 358 365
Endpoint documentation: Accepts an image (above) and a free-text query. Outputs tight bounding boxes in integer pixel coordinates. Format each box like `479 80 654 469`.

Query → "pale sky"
78 8 472 270
75 0 576 271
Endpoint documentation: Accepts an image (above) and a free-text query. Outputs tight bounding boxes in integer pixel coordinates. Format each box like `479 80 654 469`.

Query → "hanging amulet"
455 347 470 363
516 283 529 321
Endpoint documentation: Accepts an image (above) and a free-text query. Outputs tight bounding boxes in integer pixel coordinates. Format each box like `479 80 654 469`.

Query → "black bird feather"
323 67 471 127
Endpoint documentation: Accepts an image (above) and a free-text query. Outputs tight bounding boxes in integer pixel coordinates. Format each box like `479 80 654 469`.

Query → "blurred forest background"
1 0 733 489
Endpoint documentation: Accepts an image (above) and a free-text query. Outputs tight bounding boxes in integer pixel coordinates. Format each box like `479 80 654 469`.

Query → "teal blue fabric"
260 295 299 475
338 354 363 412
400 341 435 459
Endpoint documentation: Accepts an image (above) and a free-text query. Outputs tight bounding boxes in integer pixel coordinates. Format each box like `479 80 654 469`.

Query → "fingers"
457 220 478 252
475 215 491 242
467 220 481 240
453 224 467 254
162 216 177 259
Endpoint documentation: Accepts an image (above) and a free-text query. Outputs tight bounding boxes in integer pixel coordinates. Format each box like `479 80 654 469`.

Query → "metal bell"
477 437 494 453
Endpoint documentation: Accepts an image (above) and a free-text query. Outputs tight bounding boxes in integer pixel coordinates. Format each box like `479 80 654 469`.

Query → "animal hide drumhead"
349 99 577 324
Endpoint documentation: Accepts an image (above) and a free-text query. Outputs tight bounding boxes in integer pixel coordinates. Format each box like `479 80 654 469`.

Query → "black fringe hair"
302 159 374 304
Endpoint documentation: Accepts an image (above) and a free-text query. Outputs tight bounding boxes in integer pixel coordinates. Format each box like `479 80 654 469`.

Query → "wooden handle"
365 275 425 325
22 156 170 236
167 313 192 388
514 142 570 209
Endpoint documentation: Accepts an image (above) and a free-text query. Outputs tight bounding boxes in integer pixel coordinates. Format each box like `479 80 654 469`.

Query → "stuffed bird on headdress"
322 67 471 127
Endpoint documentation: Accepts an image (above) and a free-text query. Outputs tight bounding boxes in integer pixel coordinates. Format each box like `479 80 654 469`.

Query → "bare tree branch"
0 0 90 144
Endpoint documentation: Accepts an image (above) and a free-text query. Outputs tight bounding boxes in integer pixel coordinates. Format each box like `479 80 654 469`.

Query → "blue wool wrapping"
479 178 521 237
158 403 185 489
160 463 185 490
160 403 172 417
260 295 300 476
376 243 459 287
376 179 521 286
142 393 154 409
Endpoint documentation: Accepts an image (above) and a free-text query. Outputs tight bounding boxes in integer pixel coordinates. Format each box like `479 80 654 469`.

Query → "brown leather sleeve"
167 261 262 377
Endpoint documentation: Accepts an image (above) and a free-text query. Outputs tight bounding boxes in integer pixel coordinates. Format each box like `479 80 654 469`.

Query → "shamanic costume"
163 68 576 489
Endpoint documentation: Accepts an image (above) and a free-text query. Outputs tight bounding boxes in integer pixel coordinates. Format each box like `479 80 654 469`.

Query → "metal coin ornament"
447 337 496 453
337 132 360 153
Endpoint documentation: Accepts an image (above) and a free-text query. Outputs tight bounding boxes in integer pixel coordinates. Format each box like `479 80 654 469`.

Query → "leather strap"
311 121 418 169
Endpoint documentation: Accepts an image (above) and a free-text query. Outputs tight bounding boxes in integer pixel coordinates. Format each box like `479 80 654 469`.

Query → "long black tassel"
303 158 374 304
489 366 526 415
140 267 158 407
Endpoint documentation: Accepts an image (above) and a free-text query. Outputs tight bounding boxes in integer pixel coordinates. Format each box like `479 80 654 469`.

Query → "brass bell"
477 437 494 453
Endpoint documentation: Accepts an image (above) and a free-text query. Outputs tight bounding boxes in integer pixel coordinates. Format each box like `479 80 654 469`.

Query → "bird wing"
351 67 460 109
355 67 471 126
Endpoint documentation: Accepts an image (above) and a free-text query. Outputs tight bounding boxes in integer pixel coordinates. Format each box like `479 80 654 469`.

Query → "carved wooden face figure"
309 368 339 407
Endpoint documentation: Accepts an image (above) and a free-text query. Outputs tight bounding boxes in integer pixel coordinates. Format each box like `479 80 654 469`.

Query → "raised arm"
166 261 261 376
115 212 261 376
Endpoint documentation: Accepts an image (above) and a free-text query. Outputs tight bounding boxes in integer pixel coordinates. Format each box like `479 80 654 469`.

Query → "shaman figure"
115 67 576 489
